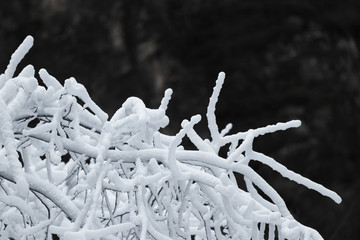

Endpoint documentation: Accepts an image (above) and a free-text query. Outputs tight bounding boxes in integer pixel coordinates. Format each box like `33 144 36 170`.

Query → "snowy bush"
0 36 341 240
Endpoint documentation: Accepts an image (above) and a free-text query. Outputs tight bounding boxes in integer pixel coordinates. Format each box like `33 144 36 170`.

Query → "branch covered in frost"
0 36 341 240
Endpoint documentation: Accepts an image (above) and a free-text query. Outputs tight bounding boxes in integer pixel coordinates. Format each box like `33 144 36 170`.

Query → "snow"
168 115 201 180
18 64 35 78
63 222 135 240
206 71 225 148
0 192 33 216
65 77 108 123
249 151 342 204
159 88 173 111
0 36 342 240
0 94 29 199
39 68 63 90
0 35 33 87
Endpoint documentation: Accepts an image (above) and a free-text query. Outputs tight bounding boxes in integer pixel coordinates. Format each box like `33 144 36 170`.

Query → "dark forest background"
0 0 359 239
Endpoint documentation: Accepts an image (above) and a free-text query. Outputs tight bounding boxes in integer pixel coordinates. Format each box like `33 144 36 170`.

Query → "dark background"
0 0 359 239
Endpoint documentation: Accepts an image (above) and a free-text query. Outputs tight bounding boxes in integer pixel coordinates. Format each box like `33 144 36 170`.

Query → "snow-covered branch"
0 36 341 239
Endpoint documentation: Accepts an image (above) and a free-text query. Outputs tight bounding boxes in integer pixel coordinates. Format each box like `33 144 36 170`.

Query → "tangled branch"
0 36 341 240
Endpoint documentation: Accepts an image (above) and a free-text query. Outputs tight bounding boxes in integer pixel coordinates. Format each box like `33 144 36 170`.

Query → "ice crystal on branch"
0 36 341 239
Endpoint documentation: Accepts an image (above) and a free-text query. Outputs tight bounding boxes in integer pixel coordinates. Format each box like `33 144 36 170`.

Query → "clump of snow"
0 36 341 239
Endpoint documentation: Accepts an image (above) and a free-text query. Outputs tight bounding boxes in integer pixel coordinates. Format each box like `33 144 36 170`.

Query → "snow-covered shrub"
0 36 341 240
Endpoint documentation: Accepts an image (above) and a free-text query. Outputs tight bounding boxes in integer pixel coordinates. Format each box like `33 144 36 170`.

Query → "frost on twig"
0 36 341 240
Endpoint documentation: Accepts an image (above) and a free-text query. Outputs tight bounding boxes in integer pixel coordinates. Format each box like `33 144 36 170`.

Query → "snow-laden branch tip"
0 36 341 240
0 35 34 89
206 71 225 148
